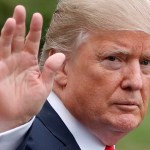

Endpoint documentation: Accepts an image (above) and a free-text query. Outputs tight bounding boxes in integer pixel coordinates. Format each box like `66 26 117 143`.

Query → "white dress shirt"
0 118 34 150
48 92 106 150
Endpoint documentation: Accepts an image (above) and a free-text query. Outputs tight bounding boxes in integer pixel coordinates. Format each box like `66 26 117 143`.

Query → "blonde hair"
40 0 150 67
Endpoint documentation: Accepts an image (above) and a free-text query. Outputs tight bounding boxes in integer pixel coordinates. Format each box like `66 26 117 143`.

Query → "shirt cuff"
0 117 35 150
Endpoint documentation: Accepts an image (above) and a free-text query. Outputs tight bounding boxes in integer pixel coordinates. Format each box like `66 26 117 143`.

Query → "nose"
121 62 143 91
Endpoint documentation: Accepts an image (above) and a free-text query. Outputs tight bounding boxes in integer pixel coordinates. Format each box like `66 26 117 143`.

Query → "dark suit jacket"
17 101 81 150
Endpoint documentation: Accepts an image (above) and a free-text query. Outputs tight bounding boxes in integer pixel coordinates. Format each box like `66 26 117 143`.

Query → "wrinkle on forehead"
87 30 150 57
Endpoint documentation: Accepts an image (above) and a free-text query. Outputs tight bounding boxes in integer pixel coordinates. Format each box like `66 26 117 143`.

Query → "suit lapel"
60 142 81 150
37 101 80 150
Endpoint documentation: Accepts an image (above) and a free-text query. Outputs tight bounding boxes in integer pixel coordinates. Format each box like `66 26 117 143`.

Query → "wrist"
0 116 33 132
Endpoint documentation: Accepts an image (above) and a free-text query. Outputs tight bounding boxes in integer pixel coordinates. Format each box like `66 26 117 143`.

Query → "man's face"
61 30 150 143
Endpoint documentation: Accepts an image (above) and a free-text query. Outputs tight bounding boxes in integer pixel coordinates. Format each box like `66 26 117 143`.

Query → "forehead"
86 30 150 55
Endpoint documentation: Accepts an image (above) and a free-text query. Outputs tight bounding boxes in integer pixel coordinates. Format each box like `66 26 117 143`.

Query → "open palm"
0 5 65 132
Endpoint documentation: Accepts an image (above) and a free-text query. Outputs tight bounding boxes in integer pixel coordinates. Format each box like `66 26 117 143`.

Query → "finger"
41 53 66 91
24 13 43 56
12 5 26 52
0 18 16 58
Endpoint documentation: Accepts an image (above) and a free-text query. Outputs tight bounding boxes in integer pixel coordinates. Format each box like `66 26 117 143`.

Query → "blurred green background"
0 0 150 149
0 0 58 52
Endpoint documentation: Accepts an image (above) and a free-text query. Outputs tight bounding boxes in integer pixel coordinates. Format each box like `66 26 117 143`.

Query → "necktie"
105 145 114 150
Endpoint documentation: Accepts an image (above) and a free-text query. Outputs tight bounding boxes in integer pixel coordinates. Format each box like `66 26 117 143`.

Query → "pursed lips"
113 100 141 111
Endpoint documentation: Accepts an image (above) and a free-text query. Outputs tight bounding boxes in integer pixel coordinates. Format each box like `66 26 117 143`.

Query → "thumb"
41 53 66 90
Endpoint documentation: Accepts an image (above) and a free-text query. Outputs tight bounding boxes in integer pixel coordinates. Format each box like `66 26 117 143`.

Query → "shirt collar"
47 92 106 150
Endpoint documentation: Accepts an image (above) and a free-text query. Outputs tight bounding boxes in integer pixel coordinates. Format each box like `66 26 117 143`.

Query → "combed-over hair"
40 0 150 67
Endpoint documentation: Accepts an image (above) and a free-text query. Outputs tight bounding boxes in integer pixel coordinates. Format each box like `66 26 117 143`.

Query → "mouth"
114 101 140 111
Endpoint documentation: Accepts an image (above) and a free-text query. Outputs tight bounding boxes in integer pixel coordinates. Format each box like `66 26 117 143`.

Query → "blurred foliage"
0 0 150 150
0 0 57 51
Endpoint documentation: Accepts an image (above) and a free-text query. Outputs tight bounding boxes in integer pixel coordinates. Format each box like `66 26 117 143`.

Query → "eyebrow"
97 48 131 57
142 52 150 58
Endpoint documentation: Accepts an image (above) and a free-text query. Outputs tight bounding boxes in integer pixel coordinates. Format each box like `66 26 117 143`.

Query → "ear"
54 61 68 87
49 50 68 87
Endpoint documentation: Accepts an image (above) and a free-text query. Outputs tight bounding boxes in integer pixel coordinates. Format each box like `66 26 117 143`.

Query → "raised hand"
0 5 65 132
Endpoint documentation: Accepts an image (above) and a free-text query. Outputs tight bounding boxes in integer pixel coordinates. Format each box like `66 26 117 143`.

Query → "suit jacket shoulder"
17 101 81 150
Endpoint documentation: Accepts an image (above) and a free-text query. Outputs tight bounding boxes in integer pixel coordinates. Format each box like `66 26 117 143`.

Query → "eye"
107 56 117 61
140 59 150 66
140 59 150 75
100 55 123 70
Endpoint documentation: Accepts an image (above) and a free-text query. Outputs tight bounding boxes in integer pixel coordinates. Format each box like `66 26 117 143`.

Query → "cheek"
69 65 122 114
141 79 150 112
144 82 150 100
80 63 122 99
141 77 150 103
83 65 122 99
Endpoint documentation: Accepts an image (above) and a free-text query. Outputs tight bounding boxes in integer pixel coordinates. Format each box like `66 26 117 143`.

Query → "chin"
112 114 141 133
